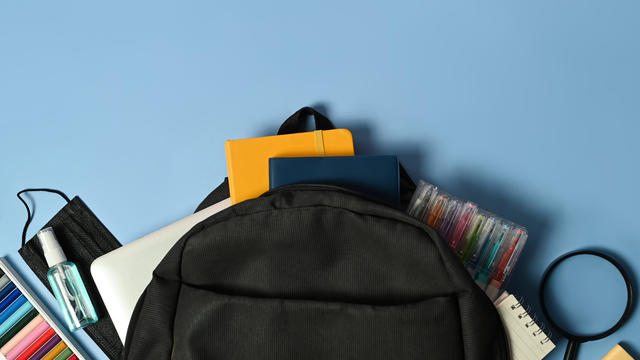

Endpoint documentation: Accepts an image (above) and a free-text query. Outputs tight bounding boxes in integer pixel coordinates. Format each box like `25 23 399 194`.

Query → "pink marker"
0 315 44 355
447 202 477 251
6 320 51 360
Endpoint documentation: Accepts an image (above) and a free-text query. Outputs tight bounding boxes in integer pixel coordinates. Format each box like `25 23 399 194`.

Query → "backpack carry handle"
276 106 416 208
277 107 335 135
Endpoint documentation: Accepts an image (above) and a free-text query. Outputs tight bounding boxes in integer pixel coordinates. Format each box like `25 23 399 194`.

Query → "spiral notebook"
494 292 556 360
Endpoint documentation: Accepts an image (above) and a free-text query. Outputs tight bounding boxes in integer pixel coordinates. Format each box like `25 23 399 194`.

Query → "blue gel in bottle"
38 227 98 331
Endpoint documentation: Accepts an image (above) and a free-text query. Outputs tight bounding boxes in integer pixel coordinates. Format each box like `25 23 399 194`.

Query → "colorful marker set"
407 180 528 299
0 258 88 360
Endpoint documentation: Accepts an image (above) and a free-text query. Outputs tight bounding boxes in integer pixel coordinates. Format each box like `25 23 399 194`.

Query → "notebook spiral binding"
511 295 553 345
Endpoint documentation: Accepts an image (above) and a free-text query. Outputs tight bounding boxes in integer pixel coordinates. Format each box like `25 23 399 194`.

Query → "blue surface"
1 1 639 359
543 255 629 337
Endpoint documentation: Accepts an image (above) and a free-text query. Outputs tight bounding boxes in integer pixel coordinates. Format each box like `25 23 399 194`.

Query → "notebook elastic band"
313 130 325 156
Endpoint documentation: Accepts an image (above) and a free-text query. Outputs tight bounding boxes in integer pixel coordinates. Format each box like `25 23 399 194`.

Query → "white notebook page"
495 293 556 360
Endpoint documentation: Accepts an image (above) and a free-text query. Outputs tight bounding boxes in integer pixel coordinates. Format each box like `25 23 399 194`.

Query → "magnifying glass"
539 250 634 360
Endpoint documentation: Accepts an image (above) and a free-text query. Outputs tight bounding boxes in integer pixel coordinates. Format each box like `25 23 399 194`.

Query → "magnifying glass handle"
564 341 580 360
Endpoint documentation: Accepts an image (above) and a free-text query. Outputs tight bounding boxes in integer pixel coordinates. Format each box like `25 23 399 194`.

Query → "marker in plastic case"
485 227 528 299
463 216 498 274
457 210 488 259
447 202 477 251
425 192 450 227
438 198 463 239
474 222 513 289
407 180 437 220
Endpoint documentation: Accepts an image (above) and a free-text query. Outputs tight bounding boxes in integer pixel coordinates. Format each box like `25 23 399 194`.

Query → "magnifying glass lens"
542 254 628 336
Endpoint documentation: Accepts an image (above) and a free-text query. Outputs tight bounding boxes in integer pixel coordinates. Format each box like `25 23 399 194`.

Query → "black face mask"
17 188 123 360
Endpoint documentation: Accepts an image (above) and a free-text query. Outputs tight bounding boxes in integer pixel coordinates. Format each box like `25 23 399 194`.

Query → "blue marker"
475 223 512 289
464 217 498 276
0 301 34 336
0 282 16 304
0 287 21 313
0 295 28 324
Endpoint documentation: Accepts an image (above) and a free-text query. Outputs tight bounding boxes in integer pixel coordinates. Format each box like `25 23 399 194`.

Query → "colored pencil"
0 286 19 312
29 334 61 360
0 314 44 355
0 275 10 291
5 321 51 360
52 347 73 360
14 326 56 360
0 308 38 347
0 295 28 324
0 301 34 336
42 341 68 360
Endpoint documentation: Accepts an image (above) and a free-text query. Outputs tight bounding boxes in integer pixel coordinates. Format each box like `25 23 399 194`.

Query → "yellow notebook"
225 129 354 204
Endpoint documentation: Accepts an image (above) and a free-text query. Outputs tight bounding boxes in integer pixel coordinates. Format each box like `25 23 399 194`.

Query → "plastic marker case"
0 258 89 360
407 180 528 299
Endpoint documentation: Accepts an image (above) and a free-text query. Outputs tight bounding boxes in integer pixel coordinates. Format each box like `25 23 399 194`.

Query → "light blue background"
1 1 639 359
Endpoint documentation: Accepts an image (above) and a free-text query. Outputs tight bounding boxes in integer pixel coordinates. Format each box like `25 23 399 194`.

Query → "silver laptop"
91 198 232 343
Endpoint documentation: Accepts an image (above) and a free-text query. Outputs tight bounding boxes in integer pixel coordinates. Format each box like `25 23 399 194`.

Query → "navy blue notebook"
269 155 400 207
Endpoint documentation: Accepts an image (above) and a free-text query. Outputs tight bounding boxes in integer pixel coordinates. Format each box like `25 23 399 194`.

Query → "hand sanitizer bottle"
37 227 98 331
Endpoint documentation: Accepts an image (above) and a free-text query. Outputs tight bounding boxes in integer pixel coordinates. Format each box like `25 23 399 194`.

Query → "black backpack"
123 108 509 360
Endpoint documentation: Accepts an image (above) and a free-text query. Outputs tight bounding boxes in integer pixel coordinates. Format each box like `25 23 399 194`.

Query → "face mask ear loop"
17 188 71 247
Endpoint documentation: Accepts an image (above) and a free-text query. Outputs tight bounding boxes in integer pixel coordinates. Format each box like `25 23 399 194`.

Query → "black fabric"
18 196 123 359
277 106 336 135
195 178 229 213
124 184 509 360
196 169 414 213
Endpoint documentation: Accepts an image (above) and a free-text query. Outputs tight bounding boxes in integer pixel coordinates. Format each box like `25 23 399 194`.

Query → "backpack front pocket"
172 284 465 360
